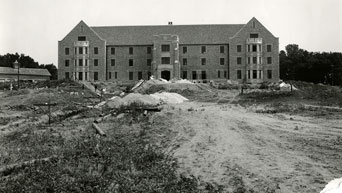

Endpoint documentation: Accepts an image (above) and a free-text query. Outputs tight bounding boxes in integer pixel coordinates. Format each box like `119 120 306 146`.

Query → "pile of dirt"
105 92 189 108
150 92 189 104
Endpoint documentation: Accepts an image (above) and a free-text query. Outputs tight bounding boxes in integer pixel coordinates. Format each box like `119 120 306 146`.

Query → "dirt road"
151 102 342 192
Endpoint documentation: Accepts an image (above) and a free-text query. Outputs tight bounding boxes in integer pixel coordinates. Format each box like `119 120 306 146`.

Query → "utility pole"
13 60 20 90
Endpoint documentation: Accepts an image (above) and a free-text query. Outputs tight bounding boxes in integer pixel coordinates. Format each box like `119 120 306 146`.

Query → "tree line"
0 53 57 80
280 44 342 86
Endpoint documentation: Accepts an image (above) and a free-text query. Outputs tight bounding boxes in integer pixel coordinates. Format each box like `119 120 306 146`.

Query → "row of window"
66 70 273 81
236 70 273 79
65 45 228 55
65 47 99 55
236 44 272 53
236 57 273 65
65 57 229 67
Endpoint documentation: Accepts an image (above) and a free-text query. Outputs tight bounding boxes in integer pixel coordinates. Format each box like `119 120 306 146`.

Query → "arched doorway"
161 70 171 81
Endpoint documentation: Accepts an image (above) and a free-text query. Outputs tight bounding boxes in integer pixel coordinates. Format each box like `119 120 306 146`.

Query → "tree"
0 53 58 80
280 44 342 86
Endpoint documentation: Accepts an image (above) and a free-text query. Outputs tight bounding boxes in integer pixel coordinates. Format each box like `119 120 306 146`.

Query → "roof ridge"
91 24 245 28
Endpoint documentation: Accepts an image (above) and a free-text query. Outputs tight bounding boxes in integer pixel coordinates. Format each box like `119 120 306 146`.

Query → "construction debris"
92 123 106 136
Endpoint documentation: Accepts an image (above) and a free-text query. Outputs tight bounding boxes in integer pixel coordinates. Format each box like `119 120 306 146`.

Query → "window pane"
237 57 242 64
201 58 206 65
129 47 133 55
111 48 115 55
220 58 224 65
201 46 206 53
161 57 170 64
183 47 187 54
237 45 241 52
220 46 224 53
78 36 86 41
183 58 187 65
161 45 170 52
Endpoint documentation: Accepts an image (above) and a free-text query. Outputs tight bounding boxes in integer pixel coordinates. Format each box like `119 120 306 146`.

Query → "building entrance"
161 70 171 80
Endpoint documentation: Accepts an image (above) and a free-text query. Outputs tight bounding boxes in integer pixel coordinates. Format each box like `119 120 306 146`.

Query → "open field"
0 80 341 192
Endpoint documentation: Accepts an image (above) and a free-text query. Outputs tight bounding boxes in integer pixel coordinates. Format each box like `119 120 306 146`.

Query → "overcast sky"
0 0 341 66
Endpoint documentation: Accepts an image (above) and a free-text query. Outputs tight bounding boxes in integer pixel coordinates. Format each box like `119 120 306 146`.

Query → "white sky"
0 0 341 66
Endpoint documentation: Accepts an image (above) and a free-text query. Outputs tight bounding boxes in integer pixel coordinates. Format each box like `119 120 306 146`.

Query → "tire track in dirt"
159 102 341 193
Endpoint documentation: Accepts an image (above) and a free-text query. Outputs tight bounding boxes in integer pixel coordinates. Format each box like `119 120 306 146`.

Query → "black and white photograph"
0 0 341 192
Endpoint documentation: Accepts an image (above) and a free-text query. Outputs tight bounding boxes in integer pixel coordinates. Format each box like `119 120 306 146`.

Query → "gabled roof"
91 24 244 45
0 67 51 76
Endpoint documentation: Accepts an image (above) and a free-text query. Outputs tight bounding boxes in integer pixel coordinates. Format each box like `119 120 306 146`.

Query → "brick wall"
229 18 279 84
58 21 106 81
179 44 229 80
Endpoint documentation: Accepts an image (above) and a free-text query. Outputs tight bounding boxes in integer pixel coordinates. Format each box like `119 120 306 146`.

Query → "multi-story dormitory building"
58 17 279 84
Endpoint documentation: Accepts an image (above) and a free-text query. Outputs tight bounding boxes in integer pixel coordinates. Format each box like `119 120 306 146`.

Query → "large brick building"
58 17 279 84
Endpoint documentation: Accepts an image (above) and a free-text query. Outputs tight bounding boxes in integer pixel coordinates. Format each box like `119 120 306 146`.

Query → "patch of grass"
0 105 223 193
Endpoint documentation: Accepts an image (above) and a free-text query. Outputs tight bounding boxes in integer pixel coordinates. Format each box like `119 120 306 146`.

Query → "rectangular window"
252 45 257 52
147 46 152 54
253 57 257 64
183 58 187 65
79 59 83 66
94 72 98 81
115 72 118 79
129 59 133 66
201 46 206 53
237 70 242 79
259 70 262 79
147 59 152 66
161 57 170 64
85 47 88 54
248 70 251 79
237 45 242 52
183 46 187 54
218 70 221 78
79 47 83 54
65 48 69 55
65 60 69 67
78 36 86 41
111 47 115 55
147 71 151 79
182 71 187 79
74 47 77 54
267 70 272 79
129 71 133 80
253 70 257 79
224 70 227 78
129 47 133 55
220 58 225 65
94 47 98 55
237 57 242 65
85 72 88 80
250 33 258 38
161 44 170 52
247 45 250 52
201 58 206 65
85 59 88 66
201 71 206 80
267 57 272 64
94 59 98 66
78 72 83 80
111 59 115 66
65 72 69 79
267 45 272 52
248 57 251 64
192 71 197 80
138 71 143 80
108 72 112 79
220 46 225 53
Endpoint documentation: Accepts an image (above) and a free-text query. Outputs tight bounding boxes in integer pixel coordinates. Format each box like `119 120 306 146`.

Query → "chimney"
168 21 173 25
